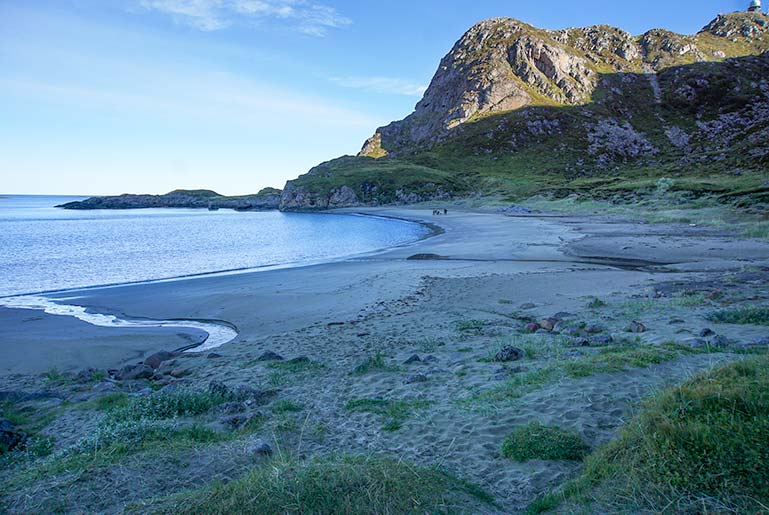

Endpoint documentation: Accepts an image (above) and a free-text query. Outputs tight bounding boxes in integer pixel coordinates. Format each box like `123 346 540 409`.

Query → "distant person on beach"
444 208 448 215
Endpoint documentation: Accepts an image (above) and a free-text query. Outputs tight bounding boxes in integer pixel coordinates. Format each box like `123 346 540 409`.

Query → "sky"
0 0 756 195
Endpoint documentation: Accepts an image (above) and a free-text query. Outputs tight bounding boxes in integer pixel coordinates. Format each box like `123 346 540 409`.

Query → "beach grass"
706 306 769 326
141 455 496 514
502 422 589 462
529 355 769 513
353 353 398 374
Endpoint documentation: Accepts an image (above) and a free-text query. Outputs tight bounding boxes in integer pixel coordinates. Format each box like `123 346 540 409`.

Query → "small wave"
0 295 237 352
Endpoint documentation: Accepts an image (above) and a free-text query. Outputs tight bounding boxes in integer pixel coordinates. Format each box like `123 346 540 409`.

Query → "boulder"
494 345 525 362
144 351 176 370
699 328 716 337
403 354 422 365
538 319 556 331
585 323 606 334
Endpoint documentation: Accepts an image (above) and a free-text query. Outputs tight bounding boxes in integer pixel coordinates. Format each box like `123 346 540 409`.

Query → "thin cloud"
138 0 351 35
330 76 428 97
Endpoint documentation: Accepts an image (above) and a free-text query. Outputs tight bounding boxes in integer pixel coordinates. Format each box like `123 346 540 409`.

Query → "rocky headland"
280 11 769 210
58 188 282 211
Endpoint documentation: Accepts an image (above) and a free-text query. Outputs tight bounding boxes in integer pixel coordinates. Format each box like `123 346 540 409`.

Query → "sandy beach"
2 207 769 512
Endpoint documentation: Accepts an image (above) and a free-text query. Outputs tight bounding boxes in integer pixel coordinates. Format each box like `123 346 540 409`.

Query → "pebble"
494 345 525 362
247 438 273 456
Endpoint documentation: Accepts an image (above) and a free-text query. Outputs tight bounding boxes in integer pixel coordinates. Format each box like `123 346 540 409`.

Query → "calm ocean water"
0 195 430 297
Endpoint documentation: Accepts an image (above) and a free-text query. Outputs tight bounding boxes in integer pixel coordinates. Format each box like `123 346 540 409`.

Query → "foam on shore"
0 295 237 352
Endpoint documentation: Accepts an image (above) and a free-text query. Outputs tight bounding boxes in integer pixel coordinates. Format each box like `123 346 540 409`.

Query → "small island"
56 188 282 211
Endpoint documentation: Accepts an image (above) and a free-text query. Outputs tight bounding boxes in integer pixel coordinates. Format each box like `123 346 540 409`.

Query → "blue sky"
0 0 754 195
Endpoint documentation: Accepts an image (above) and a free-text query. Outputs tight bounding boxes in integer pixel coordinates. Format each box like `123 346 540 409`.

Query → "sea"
0 195 430 298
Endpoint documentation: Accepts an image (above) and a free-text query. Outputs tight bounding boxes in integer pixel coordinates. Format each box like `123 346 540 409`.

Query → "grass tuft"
502 422 589 462
532 355 769 513
706 306 769 326
144 455 496 513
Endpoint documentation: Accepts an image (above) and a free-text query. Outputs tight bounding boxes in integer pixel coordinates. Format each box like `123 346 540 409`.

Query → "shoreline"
1 205 768 374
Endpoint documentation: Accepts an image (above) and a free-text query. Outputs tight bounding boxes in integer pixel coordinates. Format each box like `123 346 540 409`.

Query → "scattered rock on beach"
246 438 273 456
115 364 154 381
699 328 716 337
217 402 247 415
169 368 192 378
494 345 525 362
144 351 175 369
404 374 428 384
207 353 223 359
538 319 557 331
209 381 230 398
625 321 647 333
404 354 422 365
76 368 102 383
593 335 615 346
520 303 536 310
524 322 540 333
407 253 447 260
258 351 285 362
585 323 606 334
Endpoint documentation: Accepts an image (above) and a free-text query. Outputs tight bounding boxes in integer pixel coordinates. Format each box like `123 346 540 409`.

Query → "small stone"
588 335 614 347
115 364 154 381
699 328 716 337
585 323 606 334
669 319 685 325
169 368 192 378
404 374 428 384
246 438 273 456
520 303 536 309
144 351 175 370
626 321 647 333
423 355 439 363
403 354 422 365
207 353 223 359
524 322 540 333
257 351 284 362
538 319 556 331
713 335 732 348
686 338 708 348
494 345 525 362
552 312 576 320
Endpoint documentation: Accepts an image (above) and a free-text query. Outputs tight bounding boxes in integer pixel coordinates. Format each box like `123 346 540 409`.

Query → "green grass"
345 398 430 432
455 319 487 333
143 455 496 514
267 358 325 386
562 343 694 378
744 221 769 240
89 392 130 411
108 388 230 422
502 422 590 462
707 306 769 326
42 368 74 385
352 353 397 375
531 355 769 513
464 343 705 411
270 400 304 414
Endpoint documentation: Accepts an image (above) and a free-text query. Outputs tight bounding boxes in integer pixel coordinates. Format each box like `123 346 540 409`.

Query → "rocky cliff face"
281 11 769 210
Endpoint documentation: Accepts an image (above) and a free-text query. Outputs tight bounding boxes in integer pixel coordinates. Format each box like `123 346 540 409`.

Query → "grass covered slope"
144 455 496 514
532 355 769 513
